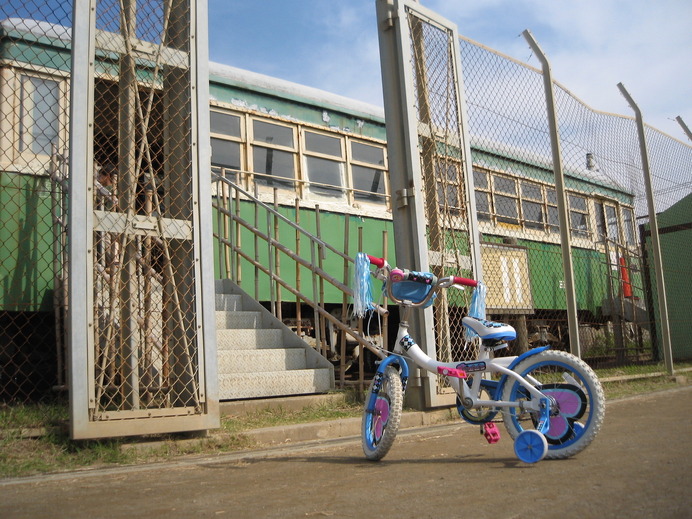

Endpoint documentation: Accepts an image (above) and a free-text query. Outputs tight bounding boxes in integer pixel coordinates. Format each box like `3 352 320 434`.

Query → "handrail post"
339 215 351 389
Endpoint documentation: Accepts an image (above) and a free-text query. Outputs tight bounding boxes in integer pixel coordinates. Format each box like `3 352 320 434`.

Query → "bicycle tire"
362 365 403 461
501 349 605 459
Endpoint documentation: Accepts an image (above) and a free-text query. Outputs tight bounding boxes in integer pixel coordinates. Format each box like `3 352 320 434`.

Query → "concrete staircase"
215 279 334 400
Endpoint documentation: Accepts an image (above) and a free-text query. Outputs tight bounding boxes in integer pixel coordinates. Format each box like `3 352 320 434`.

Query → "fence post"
675 116 692 142
617 84 674 375
523 30 582 358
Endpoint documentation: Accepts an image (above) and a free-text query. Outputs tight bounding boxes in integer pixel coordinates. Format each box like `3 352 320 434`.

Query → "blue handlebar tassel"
353 252 374 318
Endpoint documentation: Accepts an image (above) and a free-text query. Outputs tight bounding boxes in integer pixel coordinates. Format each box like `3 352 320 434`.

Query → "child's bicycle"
356 254 605 463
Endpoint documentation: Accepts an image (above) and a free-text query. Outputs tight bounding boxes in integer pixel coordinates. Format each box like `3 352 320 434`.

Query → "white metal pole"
617 83 674 375
523 30 581 358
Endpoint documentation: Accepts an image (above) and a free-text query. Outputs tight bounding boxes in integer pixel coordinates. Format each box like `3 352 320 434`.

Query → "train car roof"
208 62 385 123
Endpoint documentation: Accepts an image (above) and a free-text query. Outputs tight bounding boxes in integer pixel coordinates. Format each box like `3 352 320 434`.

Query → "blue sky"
207 0 692 140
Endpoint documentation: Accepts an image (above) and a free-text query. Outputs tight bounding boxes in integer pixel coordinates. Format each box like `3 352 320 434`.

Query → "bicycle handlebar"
367 255 385 268
452 276 478 288
364 253 478 291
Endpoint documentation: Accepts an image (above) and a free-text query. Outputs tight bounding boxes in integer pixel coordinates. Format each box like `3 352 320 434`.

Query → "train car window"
494 176 516 195
350 141 387 204
521 181 544 230
546 188 559 233
594 201 607 240
569 194 590 238
473 169 488 189
352 165 385 202
305 155 344 197
473 170 491 221
352 142 384 165
253 147 295 188
19 75 60 155
253 120 294 148
493 175 519 225
303 130 345 199
475 191 491 221
211 138 240 169
210 111 241 137
305 131 342 158
251 118 296 189
435 161 463 214
622 207 636 246
605 204 620 243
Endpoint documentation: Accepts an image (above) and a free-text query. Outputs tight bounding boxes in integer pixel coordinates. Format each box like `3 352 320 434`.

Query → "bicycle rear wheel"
501 350 605 459
362 365 403 461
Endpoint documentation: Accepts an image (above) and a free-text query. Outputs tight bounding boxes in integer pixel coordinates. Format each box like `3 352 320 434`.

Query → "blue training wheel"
514 430 548 463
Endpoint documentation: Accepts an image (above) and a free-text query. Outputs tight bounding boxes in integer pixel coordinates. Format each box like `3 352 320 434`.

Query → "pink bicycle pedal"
483 422 501 444
437 366 467 378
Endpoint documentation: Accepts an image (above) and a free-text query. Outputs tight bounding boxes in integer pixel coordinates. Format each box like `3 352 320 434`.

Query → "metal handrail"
212 171 387 388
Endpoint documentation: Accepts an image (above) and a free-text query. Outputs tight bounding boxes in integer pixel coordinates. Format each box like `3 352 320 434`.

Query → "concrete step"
218 368 333 400
215 310 261 329
218 348 308 373
216 328 286 350
215 293 243 311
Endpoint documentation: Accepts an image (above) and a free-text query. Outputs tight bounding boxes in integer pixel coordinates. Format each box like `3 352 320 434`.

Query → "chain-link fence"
459 35 692 371
1 3 72 404
74 0 215 438
2 1 215 439
405 10 480 390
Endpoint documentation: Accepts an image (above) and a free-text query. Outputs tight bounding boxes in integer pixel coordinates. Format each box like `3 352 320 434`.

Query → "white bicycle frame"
373 262 550 416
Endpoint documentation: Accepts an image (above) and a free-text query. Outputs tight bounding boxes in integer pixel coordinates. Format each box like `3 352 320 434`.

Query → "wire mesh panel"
405 10 480 380
459 35 692 370
69 0 217 438
1 4 73 403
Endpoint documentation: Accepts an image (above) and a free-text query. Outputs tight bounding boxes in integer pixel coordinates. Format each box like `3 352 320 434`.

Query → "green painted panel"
0 172 56 312
213 201 396 304
480 235 615 315
644 193 692 359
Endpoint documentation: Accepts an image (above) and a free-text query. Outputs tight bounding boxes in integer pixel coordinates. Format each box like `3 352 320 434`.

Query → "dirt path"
2 387 691 519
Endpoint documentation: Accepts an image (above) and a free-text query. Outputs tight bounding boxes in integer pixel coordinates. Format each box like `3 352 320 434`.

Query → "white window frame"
301 128 346 202
347 137 389 209
209 106 245 185
249 116 298 194
1 68 67 173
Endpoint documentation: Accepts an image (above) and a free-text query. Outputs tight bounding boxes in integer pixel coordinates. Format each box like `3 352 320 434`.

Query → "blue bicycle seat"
462 316 516 341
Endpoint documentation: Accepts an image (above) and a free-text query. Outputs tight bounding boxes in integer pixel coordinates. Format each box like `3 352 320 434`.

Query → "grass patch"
600 374 689 401
221 399 362 434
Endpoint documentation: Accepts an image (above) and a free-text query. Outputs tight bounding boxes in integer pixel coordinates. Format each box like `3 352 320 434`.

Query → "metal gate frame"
68 0 218 439
376 0 481 407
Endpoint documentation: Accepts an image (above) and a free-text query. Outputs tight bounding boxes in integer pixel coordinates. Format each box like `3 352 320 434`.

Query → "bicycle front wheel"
501 350 605 459
362 365 403 461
